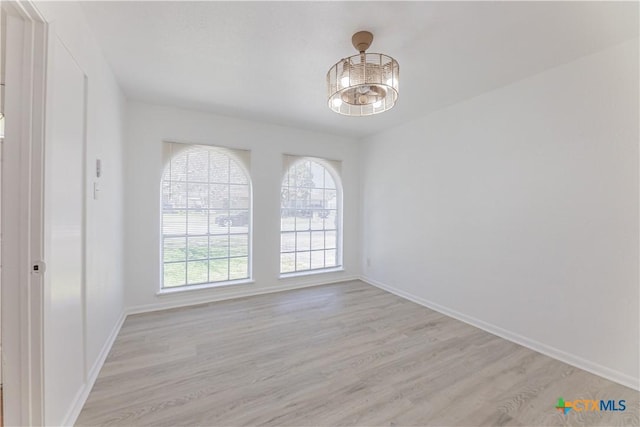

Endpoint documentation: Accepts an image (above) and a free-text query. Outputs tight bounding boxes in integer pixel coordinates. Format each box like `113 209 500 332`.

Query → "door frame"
1 1 46 425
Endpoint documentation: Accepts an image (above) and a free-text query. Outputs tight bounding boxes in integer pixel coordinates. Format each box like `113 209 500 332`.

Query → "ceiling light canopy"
327 31 399 116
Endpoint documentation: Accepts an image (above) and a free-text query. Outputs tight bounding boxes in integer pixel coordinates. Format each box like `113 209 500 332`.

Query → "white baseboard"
360 275 639 391
57 277 360 425
61 311 127 426
60 275 636 427
126 276 361 316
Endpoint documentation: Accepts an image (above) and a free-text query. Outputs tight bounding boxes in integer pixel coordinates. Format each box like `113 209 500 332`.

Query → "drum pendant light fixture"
327 31 399 116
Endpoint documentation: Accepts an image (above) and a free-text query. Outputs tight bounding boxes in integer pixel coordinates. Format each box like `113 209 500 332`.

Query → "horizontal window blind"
280 155 342 274
161 142 251 288
282 154 341 175
164 141 250 172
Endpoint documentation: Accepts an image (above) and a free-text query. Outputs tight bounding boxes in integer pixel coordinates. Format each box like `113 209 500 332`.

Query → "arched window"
280 158 342 274
161 145 251 288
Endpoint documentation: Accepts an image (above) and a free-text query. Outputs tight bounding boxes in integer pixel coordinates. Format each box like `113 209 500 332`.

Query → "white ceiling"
81 1 638 138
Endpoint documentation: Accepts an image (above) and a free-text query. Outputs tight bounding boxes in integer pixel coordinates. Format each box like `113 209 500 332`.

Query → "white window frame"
279 156 343 278
158 144 253 294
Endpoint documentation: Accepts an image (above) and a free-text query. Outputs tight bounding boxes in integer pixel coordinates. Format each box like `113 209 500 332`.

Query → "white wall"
124 102 360 311
360 39 639 389
33 2 126 424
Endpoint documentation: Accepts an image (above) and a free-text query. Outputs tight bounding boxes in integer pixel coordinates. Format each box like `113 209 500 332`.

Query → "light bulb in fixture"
327 31 399 116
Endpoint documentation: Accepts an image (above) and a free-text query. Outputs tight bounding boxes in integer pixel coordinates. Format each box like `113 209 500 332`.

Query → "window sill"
157 279 255 296
279 267 344 280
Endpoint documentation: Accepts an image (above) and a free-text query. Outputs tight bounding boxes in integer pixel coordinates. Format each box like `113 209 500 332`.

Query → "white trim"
360 275 640 391
128 276 359 316
61 311 126 427
279 156 344 274
87 313 126 396
81 73 89 386
159 144 253 291
157 279 255 295
279 267 344 279
1 2 47 425
56 278 358 423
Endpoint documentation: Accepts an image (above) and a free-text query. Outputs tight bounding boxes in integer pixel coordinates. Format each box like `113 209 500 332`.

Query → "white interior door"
1 3 47 425
0 7 5 390
43 36 86 426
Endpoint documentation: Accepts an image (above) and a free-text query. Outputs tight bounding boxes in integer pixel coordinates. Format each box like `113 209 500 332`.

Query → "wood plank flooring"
76 280 639 426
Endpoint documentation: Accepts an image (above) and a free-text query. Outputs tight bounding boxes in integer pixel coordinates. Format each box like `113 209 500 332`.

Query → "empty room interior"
1 1 639 426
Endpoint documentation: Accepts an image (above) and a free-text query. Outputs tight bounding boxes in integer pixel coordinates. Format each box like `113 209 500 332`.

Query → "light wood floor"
77 280 639 426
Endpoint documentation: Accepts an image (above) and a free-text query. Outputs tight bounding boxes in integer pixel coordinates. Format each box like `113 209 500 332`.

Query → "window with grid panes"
161 145 250 288
280 159 341 274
